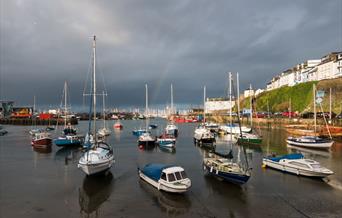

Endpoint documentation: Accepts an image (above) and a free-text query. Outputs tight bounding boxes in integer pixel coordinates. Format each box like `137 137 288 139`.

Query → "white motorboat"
262 153 334 178
78 35 115 176
286 136 333 149
165 124 178 137
157 134 176 148
194 125 216 145
138 164 191 193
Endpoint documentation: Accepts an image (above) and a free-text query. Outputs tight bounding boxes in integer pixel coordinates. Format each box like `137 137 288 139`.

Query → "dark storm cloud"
0 0 341 109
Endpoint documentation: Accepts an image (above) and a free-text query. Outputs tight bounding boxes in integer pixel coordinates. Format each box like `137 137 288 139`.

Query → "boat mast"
329 88 332 123
102 90 106 128
203 85 206 123
313 84 316 135
237 72 240 120
145 84 148 129
229 72 232 143
171 83 173 115
250 84 253 128
92 35 97 137
64 81 67 127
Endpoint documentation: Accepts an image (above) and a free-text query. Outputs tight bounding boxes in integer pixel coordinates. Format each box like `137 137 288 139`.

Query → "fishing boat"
97 91 111 137
287 84 334 149
54 82 83 147
31 132 52 148
113 121 123 129
202 73 251 185
286 136 333 149
78 35 115 176
157 134 176 148
138 163 191 193
262 153 334 178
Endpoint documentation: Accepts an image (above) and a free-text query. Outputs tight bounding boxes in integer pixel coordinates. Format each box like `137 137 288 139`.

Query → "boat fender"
157 183 161 190
262 163 266 168
216 169 218 175
296 169 299 175
210 167 213 173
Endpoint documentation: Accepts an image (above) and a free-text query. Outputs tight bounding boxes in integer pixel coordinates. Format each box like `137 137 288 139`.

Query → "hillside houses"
266 52 342 91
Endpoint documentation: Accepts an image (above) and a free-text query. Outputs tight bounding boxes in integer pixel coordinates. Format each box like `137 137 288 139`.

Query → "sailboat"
54 81 83 147
194 86 215 146
165 84 179 137
286 84 334 149
237 82 262 145
203 72 251 185
78 35 115 176
98 91 111 137
138 84 156 148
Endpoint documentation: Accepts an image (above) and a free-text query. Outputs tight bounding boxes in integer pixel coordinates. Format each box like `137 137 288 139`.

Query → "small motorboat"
138 163 191 193
29 128 43 136
132 129 148 137
0 129 8 136
286 136 333 149
138 132 156 148
238 133 262 145
165 124 178 137
31 132 52 148
157 134 176 148
193 125 215 145
113 122 123 129
262 153 334 178
219 124 251 134
203 153 251 185
54 135 83 147
46 126 55 131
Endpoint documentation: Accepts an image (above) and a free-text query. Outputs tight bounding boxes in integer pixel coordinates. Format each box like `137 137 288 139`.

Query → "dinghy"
286 136 333 149
262 153 334 178
138 163 191 193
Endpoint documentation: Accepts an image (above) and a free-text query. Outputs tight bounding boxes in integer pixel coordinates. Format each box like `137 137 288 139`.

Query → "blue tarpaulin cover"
268 153 304 162
141 163 173 181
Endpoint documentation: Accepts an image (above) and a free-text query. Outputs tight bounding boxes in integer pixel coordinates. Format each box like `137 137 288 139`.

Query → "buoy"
262 163 266 168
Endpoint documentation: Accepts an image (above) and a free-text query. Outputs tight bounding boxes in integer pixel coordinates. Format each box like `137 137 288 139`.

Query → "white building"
265 52 341 91
205 98 235 113
244 89 254 98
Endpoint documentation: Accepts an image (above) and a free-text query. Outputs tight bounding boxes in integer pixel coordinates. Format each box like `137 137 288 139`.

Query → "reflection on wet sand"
33 146 52 154
158 146 176 154
139 180 191 216
79 172 114 217
55 146 82 165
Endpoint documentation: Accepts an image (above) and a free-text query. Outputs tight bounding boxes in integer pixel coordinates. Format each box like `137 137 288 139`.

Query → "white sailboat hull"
286 139 333 149
78 157 114 175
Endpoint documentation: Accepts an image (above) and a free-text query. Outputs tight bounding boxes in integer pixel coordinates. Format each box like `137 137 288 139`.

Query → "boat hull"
31 138 52 147
262 158 332 178
238 137 262 145
203 163 250 185
54 138 82 147
286 139 333 149
138 170 189 193
78 158 114 176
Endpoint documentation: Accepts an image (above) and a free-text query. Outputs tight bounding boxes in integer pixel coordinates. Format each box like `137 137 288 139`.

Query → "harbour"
1 120 342 217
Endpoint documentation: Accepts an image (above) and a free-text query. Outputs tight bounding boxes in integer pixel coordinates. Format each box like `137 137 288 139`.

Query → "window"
311 164 321 169
167 173 176 182
289 161 309 169
161 173 166 181
175 172 182 180
180 171 187 179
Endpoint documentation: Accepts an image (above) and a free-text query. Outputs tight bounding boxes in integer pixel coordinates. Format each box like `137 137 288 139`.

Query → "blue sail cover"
268 153 304 162
141 164 173 181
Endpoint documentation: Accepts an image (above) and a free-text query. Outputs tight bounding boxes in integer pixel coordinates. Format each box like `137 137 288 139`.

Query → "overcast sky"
0 0 341 110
